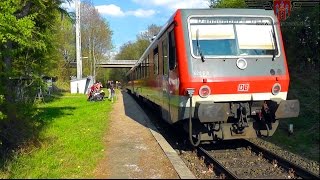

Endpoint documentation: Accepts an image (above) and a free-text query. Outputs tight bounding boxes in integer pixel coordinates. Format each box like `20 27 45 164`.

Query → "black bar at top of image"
245 0 320 10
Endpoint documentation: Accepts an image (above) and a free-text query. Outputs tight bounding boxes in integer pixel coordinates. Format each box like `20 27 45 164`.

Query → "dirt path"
94 91 179 179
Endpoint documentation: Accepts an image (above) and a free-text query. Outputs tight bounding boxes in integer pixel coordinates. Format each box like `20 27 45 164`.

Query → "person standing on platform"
110 82 115 102
106 80 111 100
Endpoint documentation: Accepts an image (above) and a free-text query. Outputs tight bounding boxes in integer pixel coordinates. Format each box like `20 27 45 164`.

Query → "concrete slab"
95 91 195 179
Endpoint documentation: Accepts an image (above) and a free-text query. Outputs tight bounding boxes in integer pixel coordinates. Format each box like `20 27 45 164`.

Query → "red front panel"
179 75 289 95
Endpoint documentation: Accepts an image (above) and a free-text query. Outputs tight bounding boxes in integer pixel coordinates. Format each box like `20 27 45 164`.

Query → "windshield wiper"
270 29 277 61
196 29 205 62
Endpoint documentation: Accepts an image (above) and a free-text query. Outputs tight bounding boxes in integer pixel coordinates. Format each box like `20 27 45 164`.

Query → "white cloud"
60 1 75 11
95 4 125 17
95 4 156 18
132 0 210 10
127 9 156 17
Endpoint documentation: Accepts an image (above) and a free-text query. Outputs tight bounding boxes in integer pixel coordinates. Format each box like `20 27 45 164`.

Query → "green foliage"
110 40 149 83
0 0 75 170
0 93 112 178
0 95 6 120
209 0 247 8
52 12 76 91
269 71 319 161
271 7 320 161
281 5 319 71
0 0 40 50
95 69 110 85
116 40 150 60
0 0 71 104
80 2 113 78
0 102 38 150
109 24 162 82
108 68 128 83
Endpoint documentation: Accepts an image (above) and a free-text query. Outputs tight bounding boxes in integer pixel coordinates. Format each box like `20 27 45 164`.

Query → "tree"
0 0 73 157
281 5 319 71
0 0 71 119
209 0 247 8
116 40 150 60
54 12 76 90
109 24 162 83
80 1 113 80
137 24 162 41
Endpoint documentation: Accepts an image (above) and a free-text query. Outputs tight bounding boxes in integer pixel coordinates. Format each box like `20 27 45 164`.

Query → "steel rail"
243 140 320 179
197 147 239 179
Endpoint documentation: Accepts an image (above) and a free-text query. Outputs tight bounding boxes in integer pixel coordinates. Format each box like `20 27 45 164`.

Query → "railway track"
196 139 319 179
131 93 319 179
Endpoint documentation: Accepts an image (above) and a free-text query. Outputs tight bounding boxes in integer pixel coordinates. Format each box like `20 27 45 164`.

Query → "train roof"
178 8 275 16
126 8 277 76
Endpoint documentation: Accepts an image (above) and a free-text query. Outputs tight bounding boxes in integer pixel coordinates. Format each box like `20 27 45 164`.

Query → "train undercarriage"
128 89 299 146
182 97 300 146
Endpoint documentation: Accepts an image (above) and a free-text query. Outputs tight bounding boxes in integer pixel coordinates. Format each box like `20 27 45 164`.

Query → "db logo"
238 84 249 92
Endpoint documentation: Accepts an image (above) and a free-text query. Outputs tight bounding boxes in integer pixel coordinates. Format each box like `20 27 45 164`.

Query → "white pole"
75 0 82 79
289 124 293 135
93 39 96 83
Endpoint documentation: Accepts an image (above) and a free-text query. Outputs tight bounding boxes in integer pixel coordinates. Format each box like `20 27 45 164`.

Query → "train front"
178 9 299 144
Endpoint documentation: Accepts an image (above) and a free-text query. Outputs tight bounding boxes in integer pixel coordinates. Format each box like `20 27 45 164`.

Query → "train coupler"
233 104 249 134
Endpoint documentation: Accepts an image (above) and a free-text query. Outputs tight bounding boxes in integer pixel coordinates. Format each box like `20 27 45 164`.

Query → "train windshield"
189 17 279 57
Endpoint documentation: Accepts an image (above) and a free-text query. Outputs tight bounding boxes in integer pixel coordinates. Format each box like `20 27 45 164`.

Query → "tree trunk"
3 41 16 120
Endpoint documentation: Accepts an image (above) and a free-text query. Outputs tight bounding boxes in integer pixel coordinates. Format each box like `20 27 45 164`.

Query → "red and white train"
126 9 299 146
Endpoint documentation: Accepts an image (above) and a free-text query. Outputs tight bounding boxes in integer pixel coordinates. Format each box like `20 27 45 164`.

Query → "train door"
161 33 170 122
153 47 160 104
168 29 178 123
161 26 177 123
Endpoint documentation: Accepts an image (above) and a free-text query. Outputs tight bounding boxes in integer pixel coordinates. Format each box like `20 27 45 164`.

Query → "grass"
266 69 320 162
0 93 113 178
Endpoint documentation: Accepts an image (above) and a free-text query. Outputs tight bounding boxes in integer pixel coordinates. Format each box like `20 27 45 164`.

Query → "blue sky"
62 0 210 53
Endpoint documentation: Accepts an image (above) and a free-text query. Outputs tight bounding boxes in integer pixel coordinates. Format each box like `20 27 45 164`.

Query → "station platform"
94 91 195 179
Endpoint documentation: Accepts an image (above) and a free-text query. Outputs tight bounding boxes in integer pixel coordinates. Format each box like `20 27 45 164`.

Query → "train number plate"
238 84 249 92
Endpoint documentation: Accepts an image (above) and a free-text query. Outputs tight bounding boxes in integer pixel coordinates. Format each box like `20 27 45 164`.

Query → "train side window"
144 60 147 78
139 64 142 79
146 56 149 77
132 70 134 80
162 36 168 76
144 59 146 78
145 56 149 78
154 47 159 75
138 64 142 79
142 63 144 79
145 58 147 78
141 63 143 79
169 30 176 70
142 61 145 79
136 67 138 80
142 59 145 78
136 68 138 80
136 68 138 79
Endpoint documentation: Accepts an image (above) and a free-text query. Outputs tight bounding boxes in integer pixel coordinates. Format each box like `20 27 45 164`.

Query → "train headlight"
272 83 281 95
236 58 247 70
199 85 211 98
